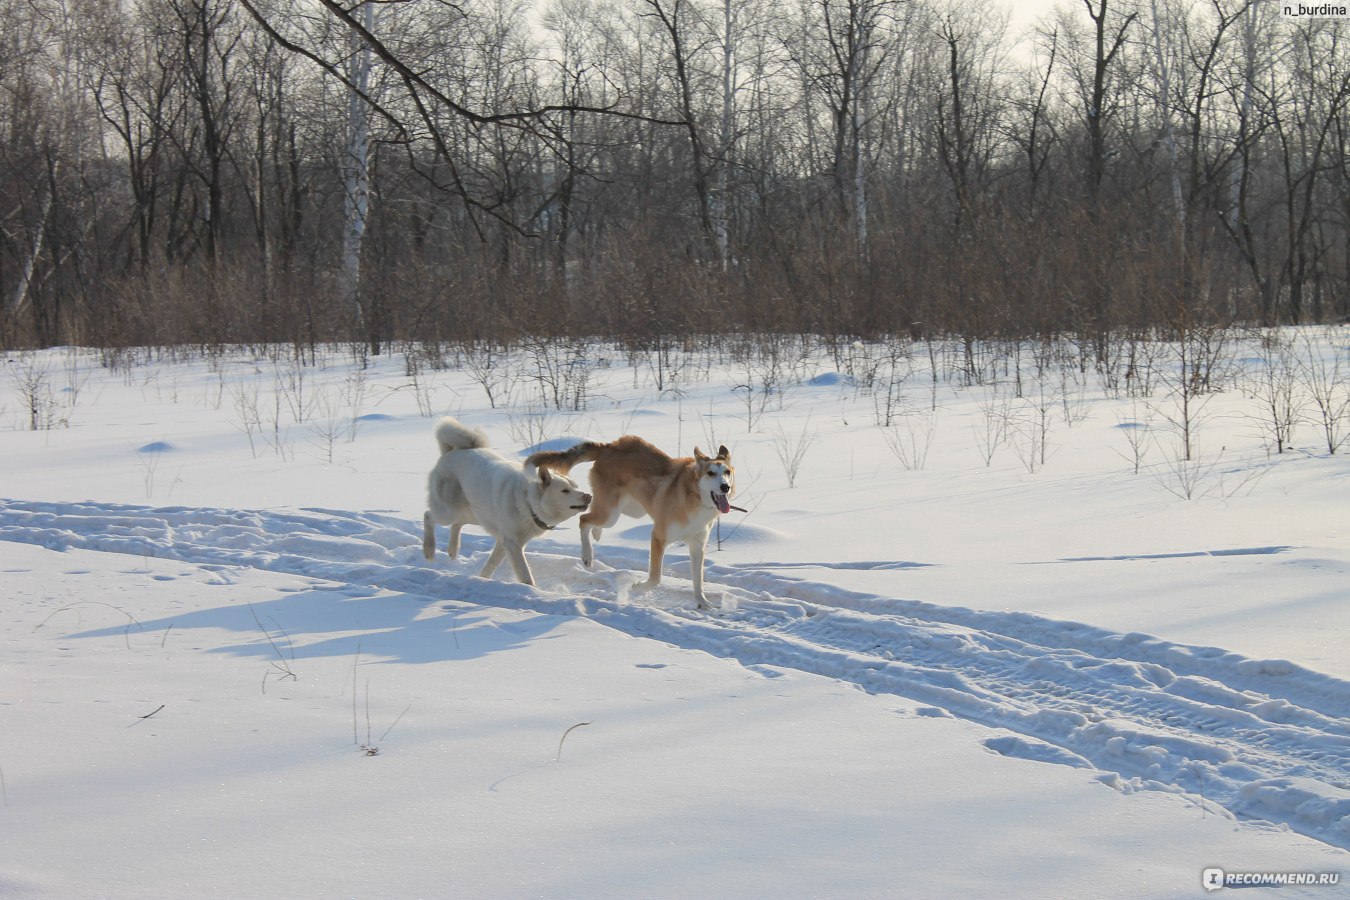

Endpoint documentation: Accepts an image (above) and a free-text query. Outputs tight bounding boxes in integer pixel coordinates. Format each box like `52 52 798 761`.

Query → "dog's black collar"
529 507 553 531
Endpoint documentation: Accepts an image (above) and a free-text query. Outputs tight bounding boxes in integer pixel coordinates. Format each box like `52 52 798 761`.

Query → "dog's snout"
718 482 730 494
582 492 593 504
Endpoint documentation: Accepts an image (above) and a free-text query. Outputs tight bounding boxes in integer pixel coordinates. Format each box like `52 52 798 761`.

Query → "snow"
2 338 1348 897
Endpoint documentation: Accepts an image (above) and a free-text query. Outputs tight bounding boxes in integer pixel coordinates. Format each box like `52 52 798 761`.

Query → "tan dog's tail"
434 416 489 455
526 441 602 474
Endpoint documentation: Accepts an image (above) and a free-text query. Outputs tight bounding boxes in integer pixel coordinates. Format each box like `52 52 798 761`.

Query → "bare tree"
1271 20 1350 324
1008 26 1060 218
340 1 375 333
787 0 899 254
929 1 1008 231
1070 0 1137 209
169 0 241 265
642 0 717 255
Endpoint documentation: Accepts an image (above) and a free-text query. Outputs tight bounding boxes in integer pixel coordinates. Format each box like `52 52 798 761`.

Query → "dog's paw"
694 591 727 612
633 579 659 594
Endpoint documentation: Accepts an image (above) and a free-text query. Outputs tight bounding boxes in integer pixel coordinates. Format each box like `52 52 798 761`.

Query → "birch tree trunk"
852 31 869 256
8 179 54 319
341 2 375 335
1149 0 1185 236
714 0 736 267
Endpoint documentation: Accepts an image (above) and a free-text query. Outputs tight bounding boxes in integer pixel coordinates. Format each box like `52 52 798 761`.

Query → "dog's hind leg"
579 502 620 568
422 511 437 560
447 523 463 558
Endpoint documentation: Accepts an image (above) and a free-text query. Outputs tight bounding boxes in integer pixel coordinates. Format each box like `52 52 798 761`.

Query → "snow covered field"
2 333 1348 897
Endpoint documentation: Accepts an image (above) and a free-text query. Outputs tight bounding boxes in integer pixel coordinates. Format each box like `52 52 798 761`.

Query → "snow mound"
808 371 850 387
985 735 1095 769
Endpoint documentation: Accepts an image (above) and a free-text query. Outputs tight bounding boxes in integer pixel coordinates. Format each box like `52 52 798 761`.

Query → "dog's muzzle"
571 492 593 511
711 489 731 514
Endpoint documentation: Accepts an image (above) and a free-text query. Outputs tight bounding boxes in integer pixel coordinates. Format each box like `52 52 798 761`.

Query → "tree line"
2 0 1347 354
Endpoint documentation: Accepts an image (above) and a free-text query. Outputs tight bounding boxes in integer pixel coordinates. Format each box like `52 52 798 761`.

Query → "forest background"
1 0 1347 356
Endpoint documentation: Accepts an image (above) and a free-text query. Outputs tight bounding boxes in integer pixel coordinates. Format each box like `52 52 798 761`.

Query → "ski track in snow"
3 497 1348 851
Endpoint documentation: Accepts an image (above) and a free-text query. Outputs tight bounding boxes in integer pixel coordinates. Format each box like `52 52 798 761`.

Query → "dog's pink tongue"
714 492 731 514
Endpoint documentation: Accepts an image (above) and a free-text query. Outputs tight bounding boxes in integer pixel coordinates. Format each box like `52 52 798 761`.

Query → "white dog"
422 417 591 586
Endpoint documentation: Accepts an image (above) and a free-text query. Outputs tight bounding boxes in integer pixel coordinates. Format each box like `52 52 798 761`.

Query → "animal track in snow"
1049 546 1295 563
1 498 1346 851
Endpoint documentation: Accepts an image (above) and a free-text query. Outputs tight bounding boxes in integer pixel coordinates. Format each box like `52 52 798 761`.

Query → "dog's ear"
538 466 553 486
694 446 709 462
717 444 731 462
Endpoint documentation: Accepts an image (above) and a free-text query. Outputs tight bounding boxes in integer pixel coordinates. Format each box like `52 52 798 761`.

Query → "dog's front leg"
688 535 709 609
503 540 536 586
422 512 437 561
479 542 506 579
580 521 596 567
447 523 463 558
635 535 666 593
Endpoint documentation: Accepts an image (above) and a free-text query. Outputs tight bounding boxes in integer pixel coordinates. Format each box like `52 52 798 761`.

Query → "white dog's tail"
434 416 489 455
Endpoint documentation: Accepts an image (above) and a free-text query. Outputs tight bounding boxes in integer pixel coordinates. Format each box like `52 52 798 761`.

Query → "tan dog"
527 437 734 609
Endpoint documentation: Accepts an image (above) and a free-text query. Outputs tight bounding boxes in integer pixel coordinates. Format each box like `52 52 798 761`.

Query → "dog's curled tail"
434 416 490 455
526 441 602 474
